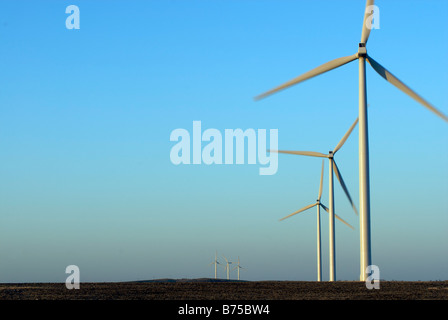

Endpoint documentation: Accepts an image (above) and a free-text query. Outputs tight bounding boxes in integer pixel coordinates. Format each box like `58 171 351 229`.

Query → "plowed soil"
0 280 447 300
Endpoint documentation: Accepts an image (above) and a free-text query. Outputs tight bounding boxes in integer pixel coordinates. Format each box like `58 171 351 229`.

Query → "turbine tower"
279 159 354 282
208 251 220 279
270 116 359 281
222 255 233 280
232 256 245 281
255 0 447 281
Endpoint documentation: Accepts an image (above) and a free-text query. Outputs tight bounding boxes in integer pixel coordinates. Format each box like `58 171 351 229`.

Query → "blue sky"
0 0 447 283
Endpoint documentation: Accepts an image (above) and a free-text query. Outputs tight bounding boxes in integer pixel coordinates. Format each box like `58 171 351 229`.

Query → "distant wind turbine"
255 0 448 281
222 255 233 280
279 159 354 282
270 116 359 281
208 251 220 279
232 256 245 281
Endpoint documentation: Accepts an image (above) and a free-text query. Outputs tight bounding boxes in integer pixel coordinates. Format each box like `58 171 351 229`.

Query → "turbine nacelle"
357 43 367 58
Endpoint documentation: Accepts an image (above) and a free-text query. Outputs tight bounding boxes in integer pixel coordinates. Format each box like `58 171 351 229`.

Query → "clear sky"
0 0 447 283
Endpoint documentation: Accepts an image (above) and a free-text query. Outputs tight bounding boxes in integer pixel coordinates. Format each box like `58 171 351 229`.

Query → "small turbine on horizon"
208 251 220 279
232 256 245 281
222 255 233 280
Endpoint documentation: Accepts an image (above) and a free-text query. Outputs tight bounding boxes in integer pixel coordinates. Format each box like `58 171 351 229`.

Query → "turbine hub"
328 151 334 159
358 42 367 57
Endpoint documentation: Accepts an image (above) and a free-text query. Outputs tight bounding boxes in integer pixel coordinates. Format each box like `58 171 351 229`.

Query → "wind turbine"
208 251 220 279
232 256 245 281
222 255 233 280
280 159 354 282
255 0 448 281
271 116 359 281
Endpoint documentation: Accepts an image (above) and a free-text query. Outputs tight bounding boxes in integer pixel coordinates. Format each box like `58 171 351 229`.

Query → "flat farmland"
0 280 447 300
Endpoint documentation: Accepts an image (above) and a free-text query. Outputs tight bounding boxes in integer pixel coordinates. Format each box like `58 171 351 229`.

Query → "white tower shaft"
358 55 372 281
316 204 322 282
328 157 336 281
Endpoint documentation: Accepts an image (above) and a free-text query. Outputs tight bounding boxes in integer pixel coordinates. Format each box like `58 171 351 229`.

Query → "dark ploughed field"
0 279 447 300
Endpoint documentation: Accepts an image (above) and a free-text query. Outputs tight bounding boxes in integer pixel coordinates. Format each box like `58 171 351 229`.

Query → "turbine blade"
255 54 358 100
279 203 317 221
335 213 355 230
333 117 359 154
320 204 354 230
333 160 359 216
367 55 448 122
318 160 324 201
268 150 328 158
361 0 375 44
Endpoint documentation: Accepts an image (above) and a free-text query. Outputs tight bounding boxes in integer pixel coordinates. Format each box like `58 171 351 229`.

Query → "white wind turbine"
271 117 359 281
255 0 448 281
279 159 354 282
222 255 233 280
232 256 245 281
208 251 220 279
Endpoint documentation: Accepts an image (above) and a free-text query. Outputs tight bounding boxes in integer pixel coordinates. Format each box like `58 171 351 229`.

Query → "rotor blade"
319 204 354 230
334 105 371 155
367 55 448 122
361 0 375 44
279 203 317 221
335 213 355 230
222 255 228 263
333 160 359 216
255 54 358 100
333 117 359 154
320 203 329 213
318 160 324 201
268 150 328 158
